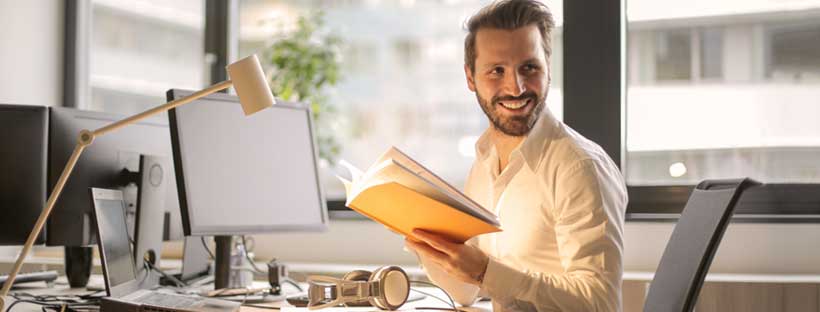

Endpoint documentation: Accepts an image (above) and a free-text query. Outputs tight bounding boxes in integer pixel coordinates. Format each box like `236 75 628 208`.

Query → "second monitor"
167 89 328 288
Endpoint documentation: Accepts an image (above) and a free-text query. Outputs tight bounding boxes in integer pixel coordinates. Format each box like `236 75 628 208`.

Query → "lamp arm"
0 141 86 309
94 80 233 137
0 80 233 309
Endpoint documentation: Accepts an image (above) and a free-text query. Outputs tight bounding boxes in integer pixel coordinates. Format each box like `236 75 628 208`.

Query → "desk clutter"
0 62 464 311
1 266 461 312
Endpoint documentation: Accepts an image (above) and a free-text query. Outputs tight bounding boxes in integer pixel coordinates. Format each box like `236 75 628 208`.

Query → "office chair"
643 178 761 312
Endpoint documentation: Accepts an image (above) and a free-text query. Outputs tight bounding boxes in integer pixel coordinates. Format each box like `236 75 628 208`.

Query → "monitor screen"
0 104 47 245
91 190 137 289
168 90 327 235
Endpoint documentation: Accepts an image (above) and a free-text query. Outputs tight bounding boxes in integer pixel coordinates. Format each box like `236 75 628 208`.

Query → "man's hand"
405 229 489 286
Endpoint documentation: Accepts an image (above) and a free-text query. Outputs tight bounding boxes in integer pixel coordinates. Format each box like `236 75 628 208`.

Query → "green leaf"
260 10 344 164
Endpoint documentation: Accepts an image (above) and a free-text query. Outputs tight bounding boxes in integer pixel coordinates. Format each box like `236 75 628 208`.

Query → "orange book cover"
339 147 501 243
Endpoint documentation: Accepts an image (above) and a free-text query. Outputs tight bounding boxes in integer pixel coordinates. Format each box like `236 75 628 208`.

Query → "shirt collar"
474 109 557 172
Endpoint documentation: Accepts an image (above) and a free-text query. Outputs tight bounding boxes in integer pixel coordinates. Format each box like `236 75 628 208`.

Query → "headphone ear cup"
342 270 373 307
342 270 372 282
368 266 409 310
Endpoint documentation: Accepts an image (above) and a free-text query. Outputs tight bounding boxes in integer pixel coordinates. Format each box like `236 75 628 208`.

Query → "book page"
379 147 497 219
344 159 395 203
362 159 499 226
338 159 364 182
337 175 352 198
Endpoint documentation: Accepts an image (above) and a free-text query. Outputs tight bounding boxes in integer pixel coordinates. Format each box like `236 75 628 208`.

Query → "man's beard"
477 89 546 137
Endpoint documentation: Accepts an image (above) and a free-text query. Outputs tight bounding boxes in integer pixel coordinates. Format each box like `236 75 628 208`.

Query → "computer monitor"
167 89 328 236
167 89 328 289
133 154 168 288
0 104 48 245
47 107 184 246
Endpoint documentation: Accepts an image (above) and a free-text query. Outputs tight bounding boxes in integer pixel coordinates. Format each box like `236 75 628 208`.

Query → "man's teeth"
500 99 528 109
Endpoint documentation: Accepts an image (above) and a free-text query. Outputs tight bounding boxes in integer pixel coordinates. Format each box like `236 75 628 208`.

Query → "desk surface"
2 275 492 312
5 256 820 284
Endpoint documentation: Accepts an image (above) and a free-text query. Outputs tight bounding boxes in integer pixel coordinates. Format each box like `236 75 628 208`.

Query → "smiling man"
404 1 628 311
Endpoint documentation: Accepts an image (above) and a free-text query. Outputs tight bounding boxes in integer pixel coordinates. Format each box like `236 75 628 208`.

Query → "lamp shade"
226 54 276 115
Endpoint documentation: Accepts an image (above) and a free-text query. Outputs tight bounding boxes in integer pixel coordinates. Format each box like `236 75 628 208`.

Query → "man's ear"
464 64 477 92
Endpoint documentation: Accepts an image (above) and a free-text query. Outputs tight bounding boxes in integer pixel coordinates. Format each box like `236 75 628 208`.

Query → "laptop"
90 188 240 312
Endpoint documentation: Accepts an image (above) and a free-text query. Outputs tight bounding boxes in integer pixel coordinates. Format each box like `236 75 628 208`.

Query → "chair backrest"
643 178 760 312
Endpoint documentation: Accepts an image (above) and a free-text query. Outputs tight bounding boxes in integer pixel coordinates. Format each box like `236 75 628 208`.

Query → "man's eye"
522 64 539 72
490 67 504 75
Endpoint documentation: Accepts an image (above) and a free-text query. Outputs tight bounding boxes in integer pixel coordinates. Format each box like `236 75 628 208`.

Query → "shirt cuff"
480 257 528 302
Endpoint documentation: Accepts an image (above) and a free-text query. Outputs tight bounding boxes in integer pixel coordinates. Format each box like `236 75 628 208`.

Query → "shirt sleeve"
479 159 626 311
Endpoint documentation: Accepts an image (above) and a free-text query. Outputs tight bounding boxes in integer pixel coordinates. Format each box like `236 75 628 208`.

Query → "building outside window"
87 0 206 116
626 0 820 186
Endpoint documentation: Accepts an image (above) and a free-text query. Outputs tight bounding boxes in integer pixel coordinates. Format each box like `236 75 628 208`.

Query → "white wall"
252 220 820 275
0 0 64 257
0 0 64 106
252 220 415 265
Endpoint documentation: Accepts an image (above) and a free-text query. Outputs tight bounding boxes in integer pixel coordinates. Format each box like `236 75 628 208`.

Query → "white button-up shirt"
421 110 627 311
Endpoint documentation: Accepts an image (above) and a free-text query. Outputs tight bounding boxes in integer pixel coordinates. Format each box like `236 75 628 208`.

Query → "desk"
2 275 492 312
5 257 820 312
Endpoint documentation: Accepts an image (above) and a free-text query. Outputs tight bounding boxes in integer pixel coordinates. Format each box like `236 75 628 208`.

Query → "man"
404 0 627 311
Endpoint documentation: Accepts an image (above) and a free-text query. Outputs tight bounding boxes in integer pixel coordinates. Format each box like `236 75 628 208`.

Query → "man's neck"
489 128 526 173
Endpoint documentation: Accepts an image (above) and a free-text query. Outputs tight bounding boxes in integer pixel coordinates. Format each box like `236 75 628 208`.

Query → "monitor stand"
214 235 233 290
159 236 211 286
212 236 286 302
133 154 167 289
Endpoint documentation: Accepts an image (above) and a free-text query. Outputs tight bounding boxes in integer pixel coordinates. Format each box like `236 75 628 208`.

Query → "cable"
410 280 458 312
240 303 280 310
145 260 187 288
136 262 151 286
6 292 101 312
200 236 215 260
410 288 459 311
282 279 303 292
240 236 266 274
237 236 303 294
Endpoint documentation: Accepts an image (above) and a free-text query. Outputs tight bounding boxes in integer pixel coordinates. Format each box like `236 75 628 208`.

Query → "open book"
338 147 501 243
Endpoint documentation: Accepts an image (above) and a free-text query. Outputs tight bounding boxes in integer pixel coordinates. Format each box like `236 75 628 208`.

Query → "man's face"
466 25 550 137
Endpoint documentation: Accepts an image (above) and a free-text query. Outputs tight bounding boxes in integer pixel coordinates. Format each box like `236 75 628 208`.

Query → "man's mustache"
492 91 538 105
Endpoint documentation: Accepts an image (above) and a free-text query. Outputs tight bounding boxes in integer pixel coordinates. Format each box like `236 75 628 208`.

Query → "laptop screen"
94 196 137 288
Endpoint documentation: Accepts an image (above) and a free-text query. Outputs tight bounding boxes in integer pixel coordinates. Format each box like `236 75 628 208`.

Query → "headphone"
306 266 410 310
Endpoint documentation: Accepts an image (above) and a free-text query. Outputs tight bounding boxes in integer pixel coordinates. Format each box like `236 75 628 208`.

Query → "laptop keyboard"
133 292 203 309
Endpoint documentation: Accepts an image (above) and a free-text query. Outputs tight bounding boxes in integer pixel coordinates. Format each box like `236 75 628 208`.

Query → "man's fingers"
405 239 450 265
411 229 459 255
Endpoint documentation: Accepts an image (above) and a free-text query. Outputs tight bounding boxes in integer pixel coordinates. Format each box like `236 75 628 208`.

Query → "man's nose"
503 72 526 96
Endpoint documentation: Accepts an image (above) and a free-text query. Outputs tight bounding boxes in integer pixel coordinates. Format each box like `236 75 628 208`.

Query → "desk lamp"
0 54 275 310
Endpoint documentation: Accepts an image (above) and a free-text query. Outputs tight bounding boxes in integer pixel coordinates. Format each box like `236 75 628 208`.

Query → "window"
699 28 723 80
626 1 820 187
86 0 206 115
767 22 820 82
238 0 564 201
655 30 691 81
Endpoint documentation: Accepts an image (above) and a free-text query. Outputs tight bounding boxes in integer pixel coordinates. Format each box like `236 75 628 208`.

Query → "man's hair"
464 0 555 73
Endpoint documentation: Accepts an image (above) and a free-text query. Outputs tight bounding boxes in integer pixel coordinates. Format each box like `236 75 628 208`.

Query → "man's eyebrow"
521 58 542 65
479 61 507 69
